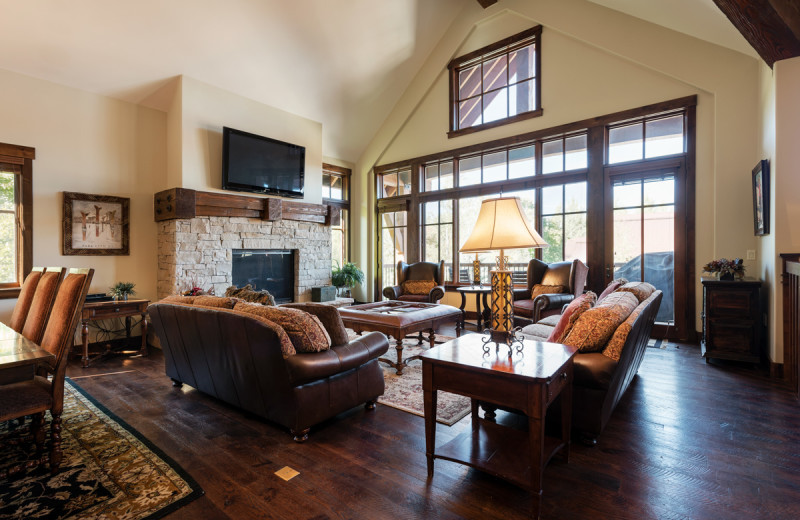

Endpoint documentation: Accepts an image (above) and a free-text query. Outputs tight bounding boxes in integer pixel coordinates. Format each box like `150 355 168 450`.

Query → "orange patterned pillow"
531 284 567 299
617 282 656 303
562 291 639 352
547 291 597 343
402 280 436 295
234 302 331 353
602 291 660 361
161 295 237 309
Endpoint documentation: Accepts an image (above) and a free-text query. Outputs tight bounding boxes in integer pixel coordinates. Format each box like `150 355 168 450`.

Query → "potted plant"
109 281 136 301
331 262 364 298
702 258 745 281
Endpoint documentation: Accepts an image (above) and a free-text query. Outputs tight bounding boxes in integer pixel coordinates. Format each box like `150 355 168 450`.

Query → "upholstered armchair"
512 258 589 325
383 260 446 304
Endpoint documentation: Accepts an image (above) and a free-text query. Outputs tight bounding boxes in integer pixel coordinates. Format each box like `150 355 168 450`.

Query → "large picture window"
448 26 542 137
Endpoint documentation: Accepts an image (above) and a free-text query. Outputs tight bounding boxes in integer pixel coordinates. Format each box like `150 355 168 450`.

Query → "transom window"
448 26 542 137
377 168 411 199
322 163 351 267
608 112 685 164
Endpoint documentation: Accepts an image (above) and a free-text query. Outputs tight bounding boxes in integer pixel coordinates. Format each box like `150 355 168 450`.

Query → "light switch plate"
746 250 756 260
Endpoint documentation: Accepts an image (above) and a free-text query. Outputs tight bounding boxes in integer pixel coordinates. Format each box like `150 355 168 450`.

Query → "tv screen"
222 127 305 198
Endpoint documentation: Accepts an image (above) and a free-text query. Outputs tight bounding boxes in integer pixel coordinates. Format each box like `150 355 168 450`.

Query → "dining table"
0 322 55 385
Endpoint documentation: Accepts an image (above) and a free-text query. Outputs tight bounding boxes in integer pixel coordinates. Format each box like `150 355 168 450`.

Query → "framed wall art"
752 159 770 236
62 192 130 255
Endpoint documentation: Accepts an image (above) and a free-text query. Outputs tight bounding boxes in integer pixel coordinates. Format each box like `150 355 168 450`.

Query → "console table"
79 298 149 368
421 335 577 519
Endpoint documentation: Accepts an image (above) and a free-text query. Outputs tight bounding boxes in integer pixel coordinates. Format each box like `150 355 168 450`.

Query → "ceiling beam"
712 0 800 67
476 0 497 8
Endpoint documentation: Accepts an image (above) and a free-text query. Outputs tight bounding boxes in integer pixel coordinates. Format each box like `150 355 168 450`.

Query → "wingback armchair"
512 258 589 324
383 260 446 303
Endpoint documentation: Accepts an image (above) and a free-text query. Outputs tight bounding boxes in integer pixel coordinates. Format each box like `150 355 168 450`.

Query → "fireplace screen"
231 249 296 303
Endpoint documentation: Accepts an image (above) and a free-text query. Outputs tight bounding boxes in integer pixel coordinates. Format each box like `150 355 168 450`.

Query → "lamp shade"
460 197 548 252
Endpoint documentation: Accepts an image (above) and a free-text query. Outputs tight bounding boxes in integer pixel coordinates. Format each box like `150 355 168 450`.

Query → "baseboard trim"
770 361 784 380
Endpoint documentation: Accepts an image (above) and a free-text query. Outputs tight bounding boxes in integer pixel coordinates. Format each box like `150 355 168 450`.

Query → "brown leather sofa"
383 260 446 303
148 300 389 442
512 258 589 325
517 289 663 444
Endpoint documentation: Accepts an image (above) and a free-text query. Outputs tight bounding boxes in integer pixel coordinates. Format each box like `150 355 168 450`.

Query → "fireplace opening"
232 249 296 304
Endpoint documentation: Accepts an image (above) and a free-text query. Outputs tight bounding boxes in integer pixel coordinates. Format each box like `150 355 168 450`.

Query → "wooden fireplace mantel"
153 188 340 226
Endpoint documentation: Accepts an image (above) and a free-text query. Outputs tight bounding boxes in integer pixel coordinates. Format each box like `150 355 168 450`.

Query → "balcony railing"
381 262 529 287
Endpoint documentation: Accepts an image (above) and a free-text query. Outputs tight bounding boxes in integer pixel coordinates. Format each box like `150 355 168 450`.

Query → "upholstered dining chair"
512 258 589 325
20 267 67 345
7 267 46 333
0 268 93 476
382 260 446 303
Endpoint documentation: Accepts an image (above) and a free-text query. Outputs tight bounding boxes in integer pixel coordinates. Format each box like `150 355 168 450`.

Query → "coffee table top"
421 334 578 382
339 301 461 328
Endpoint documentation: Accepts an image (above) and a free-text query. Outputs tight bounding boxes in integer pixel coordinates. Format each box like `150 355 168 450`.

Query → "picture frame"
62 192 130 255
752 159 770 236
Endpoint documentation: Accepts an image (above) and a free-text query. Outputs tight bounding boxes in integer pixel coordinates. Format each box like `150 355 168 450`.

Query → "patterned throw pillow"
161 295 236 309
225 284 276 306
597 278 629 302
617 281 656 303
602 291 660 361
562 291 639 352
531 284 567 299
402 280 436 295
234 302 331 353
547 291 597 343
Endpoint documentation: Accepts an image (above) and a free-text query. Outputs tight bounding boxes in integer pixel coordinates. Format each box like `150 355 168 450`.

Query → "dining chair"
0 268 94 476
7 267 46 333
20 267 67 345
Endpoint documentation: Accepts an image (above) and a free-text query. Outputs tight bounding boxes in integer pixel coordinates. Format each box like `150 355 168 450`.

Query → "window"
379 210 407 286
541 182 587 264
422 200 454 281
542 134 588 174
608 113 685 164
322 163 350 267
377 168 411 199
0 142 34 299
448 26 542 137
423 160 454 192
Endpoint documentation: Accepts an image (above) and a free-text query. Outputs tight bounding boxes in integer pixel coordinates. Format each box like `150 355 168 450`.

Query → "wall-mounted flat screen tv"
222 127 305 198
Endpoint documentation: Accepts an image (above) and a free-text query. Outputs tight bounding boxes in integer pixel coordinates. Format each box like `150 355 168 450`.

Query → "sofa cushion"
520 322 554 341
280 302 350 346
602 291 660 361
547 291 597 343
513 299 536 318
402 280 436 295
224 284 276 306
538 314 562 327
562 291 639 352
531 284 567 299
234 302 331 353
597 278 628 302
574 353 618 390
161 295 237 309
617 281 656 303
398 294 429 303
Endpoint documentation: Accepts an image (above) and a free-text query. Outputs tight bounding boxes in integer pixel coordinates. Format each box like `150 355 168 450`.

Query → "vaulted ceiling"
0 0 795 163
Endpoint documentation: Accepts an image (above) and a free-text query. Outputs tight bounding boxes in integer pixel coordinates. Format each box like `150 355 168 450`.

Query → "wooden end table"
456 285 491 330
79 298 149 368
421 334 577 520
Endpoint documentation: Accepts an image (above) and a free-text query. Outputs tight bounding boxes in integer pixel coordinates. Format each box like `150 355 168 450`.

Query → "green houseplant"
109 281 136 301
331 262 364 297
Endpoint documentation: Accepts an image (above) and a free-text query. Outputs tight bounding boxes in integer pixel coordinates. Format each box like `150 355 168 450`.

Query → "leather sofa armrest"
532 293 575 322
429 285 445 303
512 288 531 301
383 285 402 300
285 331 389 386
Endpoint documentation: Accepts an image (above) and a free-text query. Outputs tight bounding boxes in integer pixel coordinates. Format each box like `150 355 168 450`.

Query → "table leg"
459 291 467 331
140 312 149 357
125 315 131 341
428 328 435 348
475 293 483 330
561 369 573 463
394 336 405 375
482 291 491 328
81 319 90 369
529 388 546 520
423 362 437 479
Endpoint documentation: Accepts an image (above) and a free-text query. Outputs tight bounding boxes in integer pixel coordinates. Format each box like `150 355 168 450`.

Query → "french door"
604 158 691 340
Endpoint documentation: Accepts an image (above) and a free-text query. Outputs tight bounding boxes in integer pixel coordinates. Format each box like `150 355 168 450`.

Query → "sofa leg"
365 400 377 410
482 404 497 422
171 378 183 388
291 428 310 443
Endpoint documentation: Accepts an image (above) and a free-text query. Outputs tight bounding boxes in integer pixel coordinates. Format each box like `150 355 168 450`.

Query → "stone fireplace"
157 216 331 301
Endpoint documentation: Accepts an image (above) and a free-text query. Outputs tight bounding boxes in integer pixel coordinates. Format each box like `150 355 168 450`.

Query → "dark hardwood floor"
66 327 800 520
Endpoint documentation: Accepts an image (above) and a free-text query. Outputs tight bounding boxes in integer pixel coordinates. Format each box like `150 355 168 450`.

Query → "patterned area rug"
0 379 202 519
349 330 471 426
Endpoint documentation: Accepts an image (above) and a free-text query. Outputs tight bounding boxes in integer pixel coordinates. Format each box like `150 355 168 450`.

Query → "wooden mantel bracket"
154 188 336 226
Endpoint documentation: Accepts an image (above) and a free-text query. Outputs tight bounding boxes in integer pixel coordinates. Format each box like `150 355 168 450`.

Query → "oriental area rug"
348 330 471 426
0 379 202 520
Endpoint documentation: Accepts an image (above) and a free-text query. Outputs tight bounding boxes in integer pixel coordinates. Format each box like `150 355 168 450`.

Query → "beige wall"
175 76 324 204
355 0 761 344
758 63 777 360
0 68 165 324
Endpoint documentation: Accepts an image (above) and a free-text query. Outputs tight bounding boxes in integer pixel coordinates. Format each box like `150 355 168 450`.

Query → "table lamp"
460 196 548 354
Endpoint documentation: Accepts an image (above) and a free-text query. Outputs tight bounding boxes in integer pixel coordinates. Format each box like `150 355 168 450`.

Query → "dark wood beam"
476 0 497 8
713 0 800 67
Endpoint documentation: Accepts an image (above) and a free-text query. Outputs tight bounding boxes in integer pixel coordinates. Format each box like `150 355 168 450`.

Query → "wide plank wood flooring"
65 332 800 519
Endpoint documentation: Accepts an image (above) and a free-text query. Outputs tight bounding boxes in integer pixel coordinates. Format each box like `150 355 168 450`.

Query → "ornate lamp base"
482 267 524 357
481 328 525 357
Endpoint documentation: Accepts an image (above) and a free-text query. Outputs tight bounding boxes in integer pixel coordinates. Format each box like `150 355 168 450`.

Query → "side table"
79 298 150 368
456 286 492 330
421 335 577 520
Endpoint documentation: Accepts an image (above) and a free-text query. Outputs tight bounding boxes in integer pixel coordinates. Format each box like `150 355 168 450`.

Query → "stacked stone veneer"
157 216 332 301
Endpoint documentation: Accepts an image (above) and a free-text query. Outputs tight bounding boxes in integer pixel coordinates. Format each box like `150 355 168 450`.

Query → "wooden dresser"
701 277 763 365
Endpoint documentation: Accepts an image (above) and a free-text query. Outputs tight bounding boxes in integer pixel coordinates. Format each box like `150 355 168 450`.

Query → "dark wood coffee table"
421 334 577 520
339 301 462 375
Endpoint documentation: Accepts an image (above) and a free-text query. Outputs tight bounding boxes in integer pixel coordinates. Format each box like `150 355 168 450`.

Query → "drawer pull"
561 371 568 380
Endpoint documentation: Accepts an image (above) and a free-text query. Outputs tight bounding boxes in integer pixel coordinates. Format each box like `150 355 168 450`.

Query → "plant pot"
719 273 735 281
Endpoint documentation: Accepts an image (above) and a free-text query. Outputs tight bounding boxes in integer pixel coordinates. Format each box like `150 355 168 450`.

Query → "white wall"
758 63 777 361
0 68 165 324
354 0 761 342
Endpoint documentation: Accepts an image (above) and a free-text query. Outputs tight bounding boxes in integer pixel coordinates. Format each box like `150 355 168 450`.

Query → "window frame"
0 142 34 299
322 163 351 266
447 26 543 138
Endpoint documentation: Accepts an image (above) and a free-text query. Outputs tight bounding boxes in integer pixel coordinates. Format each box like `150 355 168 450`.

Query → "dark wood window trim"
448 26 543 138
322 163 351 263
0 142 35 300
